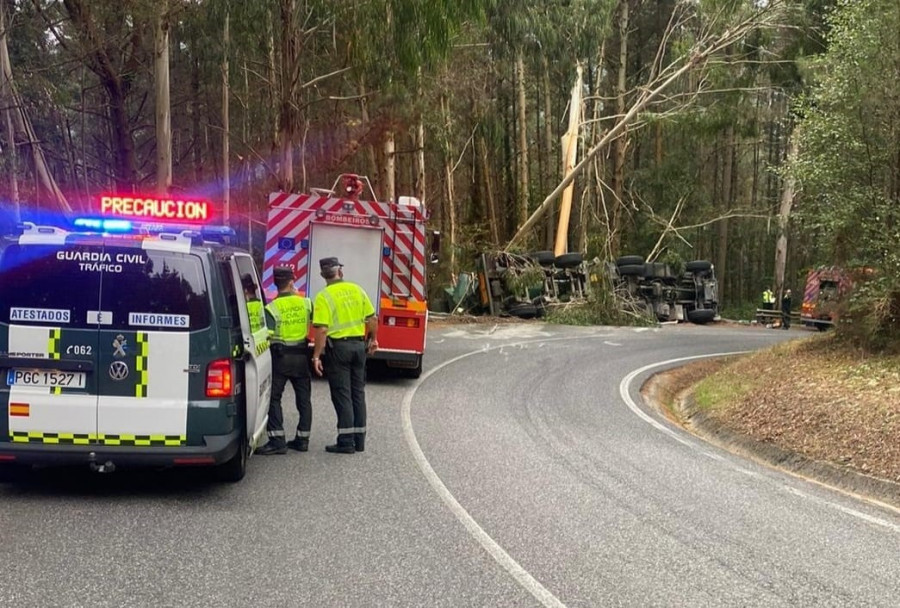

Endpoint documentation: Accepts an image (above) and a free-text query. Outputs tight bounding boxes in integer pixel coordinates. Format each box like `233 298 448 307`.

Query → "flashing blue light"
73 217 134 233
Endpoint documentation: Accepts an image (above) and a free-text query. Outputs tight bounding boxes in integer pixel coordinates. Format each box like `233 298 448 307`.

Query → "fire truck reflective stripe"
10 431 92 445
48 328 62 360
135 332 149 398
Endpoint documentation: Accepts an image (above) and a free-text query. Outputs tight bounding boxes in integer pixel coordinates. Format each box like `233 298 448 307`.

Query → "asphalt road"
1 322 898 607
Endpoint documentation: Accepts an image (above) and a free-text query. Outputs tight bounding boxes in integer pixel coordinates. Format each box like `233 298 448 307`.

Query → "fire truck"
800 266 853 330
262 175 430 378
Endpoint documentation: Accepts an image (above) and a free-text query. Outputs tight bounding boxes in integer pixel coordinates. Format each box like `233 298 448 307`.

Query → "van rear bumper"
0 429 240 469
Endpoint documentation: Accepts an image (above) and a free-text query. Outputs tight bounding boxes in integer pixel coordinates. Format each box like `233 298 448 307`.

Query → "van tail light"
206 359 233 398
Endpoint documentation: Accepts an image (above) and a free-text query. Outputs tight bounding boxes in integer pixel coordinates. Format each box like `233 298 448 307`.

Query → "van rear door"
94 237 208 447
0 237 101 446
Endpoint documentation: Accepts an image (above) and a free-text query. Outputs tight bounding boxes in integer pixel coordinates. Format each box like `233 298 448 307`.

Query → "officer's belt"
330 336 364 342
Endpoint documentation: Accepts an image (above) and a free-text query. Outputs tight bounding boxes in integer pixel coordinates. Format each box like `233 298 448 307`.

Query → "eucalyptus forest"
0 0 897 349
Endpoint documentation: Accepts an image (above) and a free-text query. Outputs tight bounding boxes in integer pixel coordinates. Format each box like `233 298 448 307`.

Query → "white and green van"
0 221 272 482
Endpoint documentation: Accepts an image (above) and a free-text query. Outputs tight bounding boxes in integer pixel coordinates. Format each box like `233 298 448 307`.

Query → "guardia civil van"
0 214 272 482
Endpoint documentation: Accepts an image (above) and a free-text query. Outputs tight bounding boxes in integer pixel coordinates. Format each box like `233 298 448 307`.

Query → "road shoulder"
642 360 900 510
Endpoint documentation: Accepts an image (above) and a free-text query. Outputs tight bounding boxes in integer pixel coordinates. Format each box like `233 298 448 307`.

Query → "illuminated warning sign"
99 195 212 222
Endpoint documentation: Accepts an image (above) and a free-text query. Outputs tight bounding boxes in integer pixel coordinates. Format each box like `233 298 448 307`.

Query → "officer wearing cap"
255 266 314 455
310 257 377 454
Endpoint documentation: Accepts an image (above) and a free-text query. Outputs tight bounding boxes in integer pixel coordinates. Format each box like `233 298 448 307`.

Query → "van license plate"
7 369 86 389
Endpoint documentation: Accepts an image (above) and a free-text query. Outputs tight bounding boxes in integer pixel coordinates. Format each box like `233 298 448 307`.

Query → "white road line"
619 354 900 531
402 338 574 608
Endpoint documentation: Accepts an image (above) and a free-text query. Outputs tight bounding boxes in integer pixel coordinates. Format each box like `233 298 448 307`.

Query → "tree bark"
478 135 500 247
541 54 555 250
515 50 530 228
440 95 457 275
222 9 231 219
155 1 172 195
717 124 734 304
1 0 69 210
358 74 377 181
610 0 629 254
278 0 298 191
774 134 798 299
382 130 395 202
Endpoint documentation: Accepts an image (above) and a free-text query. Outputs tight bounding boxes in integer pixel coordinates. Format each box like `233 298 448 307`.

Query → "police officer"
242 274 265 335
310 257 377 454
761 288 775 311
781 289 793 330
255 266 313 455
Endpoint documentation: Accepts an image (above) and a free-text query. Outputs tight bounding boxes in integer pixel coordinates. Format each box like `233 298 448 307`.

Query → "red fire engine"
262 175 429 378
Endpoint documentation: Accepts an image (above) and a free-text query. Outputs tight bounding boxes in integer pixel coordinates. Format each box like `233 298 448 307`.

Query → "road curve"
1 322 897 607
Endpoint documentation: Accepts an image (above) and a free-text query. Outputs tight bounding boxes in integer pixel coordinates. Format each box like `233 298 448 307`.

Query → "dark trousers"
325 339 367 448
266 350 312 444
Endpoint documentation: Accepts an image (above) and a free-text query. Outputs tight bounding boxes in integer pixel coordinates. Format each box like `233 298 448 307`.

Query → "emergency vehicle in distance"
0 196 272 482
800 266 854 330
263 174 431 378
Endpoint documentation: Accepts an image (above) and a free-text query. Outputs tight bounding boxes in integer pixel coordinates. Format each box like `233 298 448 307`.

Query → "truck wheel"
529 250 556 267
687 308 716 324
554 253 583 268
217 424 248 483
403 356 423 379
685 260 712 273
616 255 644 267
617 264 645 277
507 302 538 319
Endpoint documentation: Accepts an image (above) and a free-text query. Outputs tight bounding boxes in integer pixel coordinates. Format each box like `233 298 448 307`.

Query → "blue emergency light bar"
72 217 134 232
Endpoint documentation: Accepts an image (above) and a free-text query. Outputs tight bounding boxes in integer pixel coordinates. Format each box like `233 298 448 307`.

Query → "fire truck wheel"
403 356 423 379
554 253 584 268
617 264 645 277
616 255 645 267
687 308 716 324
685 260 712 273
529 250 556 267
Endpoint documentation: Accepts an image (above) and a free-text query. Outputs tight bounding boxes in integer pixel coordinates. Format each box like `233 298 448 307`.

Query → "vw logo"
108 361 129 381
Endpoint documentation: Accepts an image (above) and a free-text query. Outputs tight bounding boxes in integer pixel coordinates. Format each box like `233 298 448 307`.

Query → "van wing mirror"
429 230 441 264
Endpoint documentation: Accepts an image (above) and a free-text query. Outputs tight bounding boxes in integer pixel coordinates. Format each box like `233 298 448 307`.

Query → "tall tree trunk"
541 54 555 250
358 74 377 181
1 0 69 210
774 134 798 299
1 0 17 218
555 66 583 256
717 124 734 304
382 131 395 202
278 0 298 191
221 9 231 219
155 1 172 195
415 118 425 203
478 135 500 247
515 50 530 228
267 8 278 149
610 0 629 255
440 95 457 275
190 57 202 183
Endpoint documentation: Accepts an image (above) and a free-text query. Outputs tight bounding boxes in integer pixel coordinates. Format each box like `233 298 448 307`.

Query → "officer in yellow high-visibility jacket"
761 288 775 311
256 266 313 455
310 257 377 454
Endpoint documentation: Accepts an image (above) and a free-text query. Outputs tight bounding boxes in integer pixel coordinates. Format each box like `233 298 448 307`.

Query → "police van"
0 215 272 482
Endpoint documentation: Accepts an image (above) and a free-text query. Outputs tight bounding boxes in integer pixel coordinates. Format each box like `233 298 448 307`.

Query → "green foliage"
790 0 900 352
546 277 654 327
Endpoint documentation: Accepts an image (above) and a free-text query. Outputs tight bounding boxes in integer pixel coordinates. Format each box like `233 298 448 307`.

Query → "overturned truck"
472 251 718 324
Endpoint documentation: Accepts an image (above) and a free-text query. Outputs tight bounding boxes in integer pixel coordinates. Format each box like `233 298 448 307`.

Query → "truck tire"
687 308 716 324
617 264 645 277
685 260 712 273
529 250 556 267
217 423 248 483
507 302 539 319
616 255 644 267
403 355 424 379
554 252 583 268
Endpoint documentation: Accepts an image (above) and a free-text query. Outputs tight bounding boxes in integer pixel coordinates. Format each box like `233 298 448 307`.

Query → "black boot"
255 441 287 455
286 437 309 452
325 437 355 454
354 433 365 452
